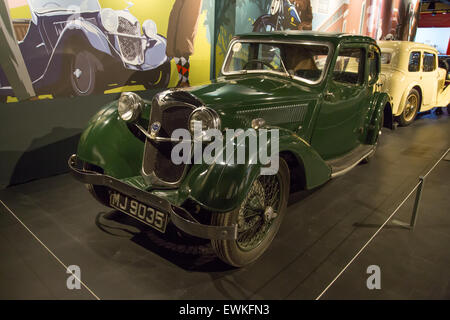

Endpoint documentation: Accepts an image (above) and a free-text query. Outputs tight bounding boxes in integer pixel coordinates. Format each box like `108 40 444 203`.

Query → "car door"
311 43 370 160
420 51 438 109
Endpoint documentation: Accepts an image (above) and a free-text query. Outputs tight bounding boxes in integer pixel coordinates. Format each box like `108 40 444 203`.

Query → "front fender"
180 128 330 213
59 19 113 56
77 102 144 178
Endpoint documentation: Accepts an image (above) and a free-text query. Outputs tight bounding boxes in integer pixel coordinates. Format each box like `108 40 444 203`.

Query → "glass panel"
29 0 101 13
381 52 392 64
408 51 421 72
333 47 364 85
423 53 436 72
224 41 330 83
368 50 379 84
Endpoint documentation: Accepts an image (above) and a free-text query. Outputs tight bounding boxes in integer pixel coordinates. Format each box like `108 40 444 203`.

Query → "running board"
326 144 375 178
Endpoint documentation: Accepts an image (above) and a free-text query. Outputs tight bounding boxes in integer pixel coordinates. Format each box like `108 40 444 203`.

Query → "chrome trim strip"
330 147 375 178
68 154 237 240
221 38 335 86
141 101 197 188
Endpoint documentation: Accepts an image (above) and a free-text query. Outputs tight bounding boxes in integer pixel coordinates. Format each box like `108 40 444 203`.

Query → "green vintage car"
69 31 391 267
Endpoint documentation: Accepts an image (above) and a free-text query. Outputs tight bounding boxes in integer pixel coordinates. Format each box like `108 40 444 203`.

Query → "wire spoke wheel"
210 159 290 267
237 175 280 251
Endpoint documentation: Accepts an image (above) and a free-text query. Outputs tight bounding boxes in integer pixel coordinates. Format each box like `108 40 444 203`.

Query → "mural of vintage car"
68 32 390 267
378 41 450 126
0 0 170 100
253 0 301 32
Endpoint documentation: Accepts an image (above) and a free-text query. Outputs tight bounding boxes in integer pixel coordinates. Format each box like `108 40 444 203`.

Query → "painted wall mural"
1 0 421 102
1 0 213 102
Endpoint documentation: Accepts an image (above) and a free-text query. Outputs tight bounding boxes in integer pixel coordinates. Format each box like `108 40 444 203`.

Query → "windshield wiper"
270 48 293 80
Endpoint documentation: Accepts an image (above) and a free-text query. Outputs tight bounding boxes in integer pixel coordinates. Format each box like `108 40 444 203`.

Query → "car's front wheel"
398 88 420 126
211 158 290 267
55 50 102 97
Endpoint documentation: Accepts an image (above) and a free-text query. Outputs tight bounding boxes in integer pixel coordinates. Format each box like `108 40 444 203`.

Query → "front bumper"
68 155 237 240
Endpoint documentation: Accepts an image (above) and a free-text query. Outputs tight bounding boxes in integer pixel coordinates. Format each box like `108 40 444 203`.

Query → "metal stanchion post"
409 176 425 230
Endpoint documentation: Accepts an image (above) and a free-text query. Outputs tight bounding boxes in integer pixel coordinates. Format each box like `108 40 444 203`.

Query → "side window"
423 53 436 72
333 48 365 85
368 49 380 84
408 51 421 72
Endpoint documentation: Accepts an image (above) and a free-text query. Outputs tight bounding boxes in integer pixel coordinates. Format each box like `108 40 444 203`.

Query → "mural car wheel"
83 162 110 207
253 16 278 32
211 159 290 267
69 50 98 96
398 88 420 126
143 62 171 89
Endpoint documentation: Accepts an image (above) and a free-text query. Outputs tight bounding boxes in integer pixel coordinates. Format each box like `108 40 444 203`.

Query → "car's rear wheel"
211 158 290 267
398 88 420 126
83 163 110 207
143 62 171 89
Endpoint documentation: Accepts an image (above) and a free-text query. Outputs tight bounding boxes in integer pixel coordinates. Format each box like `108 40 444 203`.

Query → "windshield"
223 41 330 83
29 0 101 13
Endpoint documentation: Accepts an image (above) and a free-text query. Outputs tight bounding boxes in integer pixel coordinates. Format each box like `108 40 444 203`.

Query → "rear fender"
367 92 391 144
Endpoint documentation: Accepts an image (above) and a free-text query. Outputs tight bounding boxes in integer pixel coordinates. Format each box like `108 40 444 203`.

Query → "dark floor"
0 112 449 300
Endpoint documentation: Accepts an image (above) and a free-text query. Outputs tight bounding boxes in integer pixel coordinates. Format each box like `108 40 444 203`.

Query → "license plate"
109 191 168 233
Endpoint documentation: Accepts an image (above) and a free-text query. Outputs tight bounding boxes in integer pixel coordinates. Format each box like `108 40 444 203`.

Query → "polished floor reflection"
1 111 449 299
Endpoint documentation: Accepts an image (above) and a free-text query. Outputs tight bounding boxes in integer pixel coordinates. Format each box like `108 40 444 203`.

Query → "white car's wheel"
398 88 420 126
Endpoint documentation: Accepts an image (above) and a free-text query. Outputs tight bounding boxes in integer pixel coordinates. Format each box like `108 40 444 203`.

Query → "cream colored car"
378 41 450 126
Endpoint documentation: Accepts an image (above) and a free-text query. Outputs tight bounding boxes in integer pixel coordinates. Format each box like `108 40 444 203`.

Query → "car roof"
378 40 439 53
236 31 376 46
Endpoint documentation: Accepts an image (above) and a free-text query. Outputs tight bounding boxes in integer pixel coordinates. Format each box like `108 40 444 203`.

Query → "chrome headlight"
142 19 158 38
118 92 143 123
100 8 118 33
189 107 221 137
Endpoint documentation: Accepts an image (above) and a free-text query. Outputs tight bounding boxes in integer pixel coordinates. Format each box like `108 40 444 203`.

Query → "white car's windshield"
223 41 330 83
29 0 101 13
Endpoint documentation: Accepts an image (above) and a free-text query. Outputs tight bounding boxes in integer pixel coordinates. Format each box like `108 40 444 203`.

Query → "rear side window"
381 52 392 64
368 49 380 83
423 53 436 72
333 48 365 85
408 51 421 72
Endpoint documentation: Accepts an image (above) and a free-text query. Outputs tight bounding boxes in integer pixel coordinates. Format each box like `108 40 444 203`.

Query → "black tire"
143 62 171 89
211 158 290 267
83 163 110 207
55 50 102 97
253 15 277 32
398 88 420 126
447 104 450 115
0 95 6 104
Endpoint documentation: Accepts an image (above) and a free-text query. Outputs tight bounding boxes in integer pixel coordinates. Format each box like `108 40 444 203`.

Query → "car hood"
184 74 321 128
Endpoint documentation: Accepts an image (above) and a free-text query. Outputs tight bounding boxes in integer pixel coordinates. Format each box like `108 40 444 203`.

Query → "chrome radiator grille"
143 105 193 185
117 17 143 64
118 17 139 35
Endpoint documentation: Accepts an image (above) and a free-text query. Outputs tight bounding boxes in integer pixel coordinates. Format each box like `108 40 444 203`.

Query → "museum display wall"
0 0 442 189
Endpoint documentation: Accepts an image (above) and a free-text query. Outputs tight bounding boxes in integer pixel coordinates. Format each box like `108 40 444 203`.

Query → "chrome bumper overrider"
68 154 237 240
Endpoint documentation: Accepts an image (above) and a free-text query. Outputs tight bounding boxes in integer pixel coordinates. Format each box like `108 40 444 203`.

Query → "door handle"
324 91 335 101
